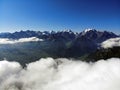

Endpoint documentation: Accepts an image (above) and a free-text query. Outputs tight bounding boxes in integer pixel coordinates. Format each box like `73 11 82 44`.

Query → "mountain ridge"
0 29 118 41
0 29 119 66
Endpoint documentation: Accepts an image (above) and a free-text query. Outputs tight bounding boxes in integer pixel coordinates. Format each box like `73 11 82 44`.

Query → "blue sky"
0 0 120 33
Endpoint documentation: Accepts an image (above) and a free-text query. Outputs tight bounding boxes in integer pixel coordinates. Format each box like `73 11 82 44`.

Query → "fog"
0 58 120 90
101 37 120 48
0 37 43 44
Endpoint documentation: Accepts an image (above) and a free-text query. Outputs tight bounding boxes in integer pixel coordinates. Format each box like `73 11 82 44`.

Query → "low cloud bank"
101 37 120 48
0 58 120 90
0 37 43 44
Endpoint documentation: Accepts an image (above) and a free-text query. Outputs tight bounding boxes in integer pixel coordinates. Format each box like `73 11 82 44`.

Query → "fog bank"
101 37 120 48
0 37 43 44
0 58 120 90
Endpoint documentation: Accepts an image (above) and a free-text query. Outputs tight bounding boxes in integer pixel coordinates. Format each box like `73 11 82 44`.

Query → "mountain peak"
81 28 97 36
84 28 97 33
80 29 118 43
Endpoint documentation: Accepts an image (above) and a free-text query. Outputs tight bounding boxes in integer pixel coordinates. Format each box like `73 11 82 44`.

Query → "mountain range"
0 29 118 41
0 29 119 66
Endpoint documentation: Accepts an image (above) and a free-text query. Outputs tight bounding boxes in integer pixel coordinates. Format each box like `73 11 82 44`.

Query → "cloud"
0 58 120 90
0 37 43 44
101 37 120 48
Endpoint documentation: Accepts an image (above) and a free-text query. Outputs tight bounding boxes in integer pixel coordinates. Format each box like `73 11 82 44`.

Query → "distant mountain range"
0 29 118 42
0 29 119 66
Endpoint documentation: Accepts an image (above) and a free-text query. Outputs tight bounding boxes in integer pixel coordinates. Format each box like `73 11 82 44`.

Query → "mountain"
64 29 118 57
79 29 118 43
0 29 119 66
0 29 118 41
65 36 98 57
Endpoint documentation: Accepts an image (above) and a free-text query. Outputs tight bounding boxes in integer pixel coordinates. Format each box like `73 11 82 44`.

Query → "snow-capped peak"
62 29 73 33
84 28 96 33
80 28 97 35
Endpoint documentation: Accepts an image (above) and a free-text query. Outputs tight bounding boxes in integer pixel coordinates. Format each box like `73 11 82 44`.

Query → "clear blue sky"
0 0 120 33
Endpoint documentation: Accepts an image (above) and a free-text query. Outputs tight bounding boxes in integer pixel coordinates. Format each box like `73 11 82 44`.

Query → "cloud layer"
101 37 120 48
0 37 43 44
0 58 120 90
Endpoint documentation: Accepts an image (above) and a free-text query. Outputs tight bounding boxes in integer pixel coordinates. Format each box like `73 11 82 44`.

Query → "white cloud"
101 37 120 48
0 37 43 44
0 58 120 90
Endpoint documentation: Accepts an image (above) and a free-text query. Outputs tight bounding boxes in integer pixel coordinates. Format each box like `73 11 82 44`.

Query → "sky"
0 0 120 33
